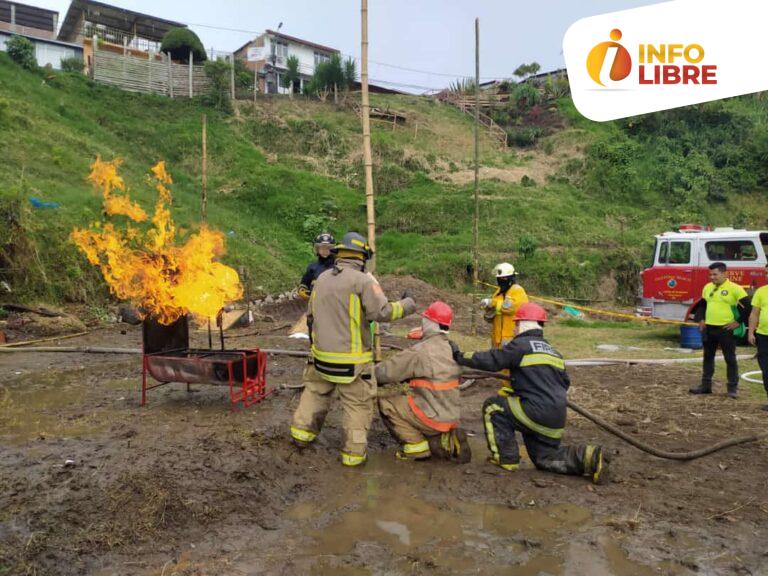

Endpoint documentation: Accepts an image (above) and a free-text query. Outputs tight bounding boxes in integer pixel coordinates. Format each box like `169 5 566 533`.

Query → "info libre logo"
586 29 718 88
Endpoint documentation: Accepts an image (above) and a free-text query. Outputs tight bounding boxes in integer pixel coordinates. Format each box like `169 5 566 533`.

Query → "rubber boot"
727 385 738 399
689 383 712 395
586 446 610 485
487 456 519 471
427 435 451 460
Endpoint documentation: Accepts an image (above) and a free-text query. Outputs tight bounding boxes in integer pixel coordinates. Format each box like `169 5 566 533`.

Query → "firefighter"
290 232 417 466
297 232 336 300
481 262 529 349
689 262 750 398
451 302 610 484
747 263 768 411
376 301 471 463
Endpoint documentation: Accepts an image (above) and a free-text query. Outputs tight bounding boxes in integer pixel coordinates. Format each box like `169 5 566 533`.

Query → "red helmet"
513 302 548 323
422 301 453 328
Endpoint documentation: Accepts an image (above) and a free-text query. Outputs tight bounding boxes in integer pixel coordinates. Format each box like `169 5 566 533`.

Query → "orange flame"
71 158 242 325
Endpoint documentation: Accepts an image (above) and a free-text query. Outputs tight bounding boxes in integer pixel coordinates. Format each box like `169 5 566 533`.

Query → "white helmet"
494 262 516 278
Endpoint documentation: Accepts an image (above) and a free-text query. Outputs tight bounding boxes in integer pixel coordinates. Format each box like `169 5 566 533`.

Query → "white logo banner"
563 0 765 121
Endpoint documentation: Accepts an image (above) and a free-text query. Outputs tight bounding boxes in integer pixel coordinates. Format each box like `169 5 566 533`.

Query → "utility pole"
201 114 207 221
471 18 481 335
361 0 381 362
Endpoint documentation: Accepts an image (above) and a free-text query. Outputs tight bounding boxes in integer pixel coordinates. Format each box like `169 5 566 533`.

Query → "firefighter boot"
727 385 738 399
688 383 712 395
585 446 610 485
428 435 451 460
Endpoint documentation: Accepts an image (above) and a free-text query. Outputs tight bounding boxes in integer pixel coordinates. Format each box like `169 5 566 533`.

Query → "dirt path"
1 321 767 575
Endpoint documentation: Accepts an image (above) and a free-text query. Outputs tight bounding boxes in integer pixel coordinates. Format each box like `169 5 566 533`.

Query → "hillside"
2 53 768 309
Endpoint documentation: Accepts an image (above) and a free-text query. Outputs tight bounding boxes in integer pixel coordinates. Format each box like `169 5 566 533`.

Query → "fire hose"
461 369 768 461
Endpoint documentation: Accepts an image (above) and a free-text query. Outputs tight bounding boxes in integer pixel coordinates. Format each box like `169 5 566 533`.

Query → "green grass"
3 53 768 308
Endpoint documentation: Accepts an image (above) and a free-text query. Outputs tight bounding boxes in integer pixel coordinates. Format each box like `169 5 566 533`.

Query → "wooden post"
230 56 236 100
91 34 97 79
189 50 194 98
471 18 481 336
148 51 152 94
361 0 380 362
253 63 258 106
201 114 207 220
121 36 127 83
167 52 174 98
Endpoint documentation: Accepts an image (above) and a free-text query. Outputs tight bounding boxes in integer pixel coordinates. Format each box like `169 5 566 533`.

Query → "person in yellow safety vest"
376 301 471 463
481 262 529 349
689 262 750 398
290 232 417 467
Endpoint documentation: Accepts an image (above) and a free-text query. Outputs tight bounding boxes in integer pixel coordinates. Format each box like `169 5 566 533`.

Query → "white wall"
0 32 82 70
263 35 335 94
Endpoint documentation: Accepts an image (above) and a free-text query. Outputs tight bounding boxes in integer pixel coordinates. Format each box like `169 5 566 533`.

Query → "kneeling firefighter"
451 303 610 484
376 301 471 463
290 232 417 466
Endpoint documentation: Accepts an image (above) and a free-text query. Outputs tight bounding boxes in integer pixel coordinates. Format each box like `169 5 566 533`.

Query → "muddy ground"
2 286 768 575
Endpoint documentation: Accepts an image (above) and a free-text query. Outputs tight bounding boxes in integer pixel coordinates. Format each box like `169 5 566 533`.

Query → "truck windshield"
658 241 691 264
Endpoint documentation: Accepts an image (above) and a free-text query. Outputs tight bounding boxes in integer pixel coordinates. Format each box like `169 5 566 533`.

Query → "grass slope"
2 54 768 308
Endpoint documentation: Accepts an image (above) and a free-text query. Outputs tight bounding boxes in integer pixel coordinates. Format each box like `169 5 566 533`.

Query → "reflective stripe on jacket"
309 258 416 382
484 285 529 348
457 329 569 430
375 332 462 431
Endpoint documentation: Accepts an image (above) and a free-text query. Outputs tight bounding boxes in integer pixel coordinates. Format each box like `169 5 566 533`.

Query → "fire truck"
639 225 768 321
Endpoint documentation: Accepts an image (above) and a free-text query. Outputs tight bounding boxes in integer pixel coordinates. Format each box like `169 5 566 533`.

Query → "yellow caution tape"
475 280 694 326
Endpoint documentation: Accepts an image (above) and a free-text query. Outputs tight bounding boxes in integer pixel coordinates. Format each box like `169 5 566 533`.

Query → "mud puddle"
284 452 678 575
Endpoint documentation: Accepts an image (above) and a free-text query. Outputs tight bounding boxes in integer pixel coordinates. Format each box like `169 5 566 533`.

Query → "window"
314 52 330 66
270 40 287 64
658 241 691 264
705 240 758 261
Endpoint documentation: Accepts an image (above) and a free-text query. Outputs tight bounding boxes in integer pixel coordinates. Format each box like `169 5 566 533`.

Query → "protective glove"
480 298 491 309
401 289 415 301
449 340 466 364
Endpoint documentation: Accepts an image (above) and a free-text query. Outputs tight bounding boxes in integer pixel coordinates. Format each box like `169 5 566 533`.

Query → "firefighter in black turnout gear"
298 233 336 301
452 302 610 484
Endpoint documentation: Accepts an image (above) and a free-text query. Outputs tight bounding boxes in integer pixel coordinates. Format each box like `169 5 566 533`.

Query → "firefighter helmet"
494 262 516 278
422 301 453 328
335 232 373 259
513 302 548 323
314 232 335 246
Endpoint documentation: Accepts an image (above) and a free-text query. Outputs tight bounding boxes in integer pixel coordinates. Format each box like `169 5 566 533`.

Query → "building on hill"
234 29 339 95
57 0 186 72
0 1 82 69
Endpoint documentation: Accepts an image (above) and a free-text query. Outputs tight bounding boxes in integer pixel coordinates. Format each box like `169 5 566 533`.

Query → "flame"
71 158 242 325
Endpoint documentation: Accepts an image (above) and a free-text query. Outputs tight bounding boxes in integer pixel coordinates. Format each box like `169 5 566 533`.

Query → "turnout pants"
378 394 441 458
756 334 768 398
291 364 375 465
482 395 589 475
702 325 739 390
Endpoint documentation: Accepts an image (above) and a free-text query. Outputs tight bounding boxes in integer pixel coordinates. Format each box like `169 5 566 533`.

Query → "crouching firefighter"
290 232 417 466
451 303 610 484
376 301 471 463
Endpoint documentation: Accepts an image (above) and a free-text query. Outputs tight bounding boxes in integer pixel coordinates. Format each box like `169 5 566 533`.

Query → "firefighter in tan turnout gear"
376 301 471 463
290 232 417 466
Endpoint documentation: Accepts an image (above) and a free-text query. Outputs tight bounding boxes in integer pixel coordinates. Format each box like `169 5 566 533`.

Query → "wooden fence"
92 40 213 98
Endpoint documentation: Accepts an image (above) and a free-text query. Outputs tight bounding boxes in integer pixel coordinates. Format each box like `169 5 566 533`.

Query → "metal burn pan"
145 349 261 386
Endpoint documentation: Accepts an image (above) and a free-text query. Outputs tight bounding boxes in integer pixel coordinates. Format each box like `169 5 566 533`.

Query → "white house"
234 29 339 95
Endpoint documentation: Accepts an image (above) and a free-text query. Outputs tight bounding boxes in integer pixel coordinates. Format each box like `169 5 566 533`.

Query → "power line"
185 21 508 81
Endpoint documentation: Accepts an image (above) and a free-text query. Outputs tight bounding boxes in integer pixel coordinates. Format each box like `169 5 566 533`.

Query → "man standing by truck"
748 262 768 411
690 262 750 399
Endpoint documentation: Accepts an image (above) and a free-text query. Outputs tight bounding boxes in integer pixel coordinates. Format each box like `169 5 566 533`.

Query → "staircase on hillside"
439 94 508 147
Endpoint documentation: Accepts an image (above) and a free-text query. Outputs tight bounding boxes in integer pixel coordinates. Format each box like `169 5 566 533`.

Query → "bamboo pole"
471 18 480 335
229 55 236 100
361 0 381 363
201 114 207 220
189 49 194 98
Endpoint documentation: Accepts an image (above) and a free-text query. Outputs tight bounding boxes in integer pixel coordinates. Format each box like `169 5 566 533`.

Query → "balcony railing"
81 22 162 53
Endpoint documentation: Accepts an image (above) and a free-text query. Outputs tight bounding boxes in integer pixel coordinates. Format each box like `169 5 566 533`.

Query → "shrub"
6 35 36 70
60 56 84 73
203 59 232 112
161 28 206 64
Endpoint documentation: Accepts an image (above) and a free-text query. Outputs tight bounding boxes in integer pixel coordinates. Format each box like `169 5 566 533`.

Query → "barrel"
680 325 703 349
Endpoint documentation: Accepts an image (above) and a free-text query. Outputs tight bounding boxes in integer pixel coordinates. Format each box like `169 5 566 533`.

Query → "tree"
343 57 357 90
6 35 37 70
161 28 207 64
513 62 541 80
281 55 301 97
305 54 344 101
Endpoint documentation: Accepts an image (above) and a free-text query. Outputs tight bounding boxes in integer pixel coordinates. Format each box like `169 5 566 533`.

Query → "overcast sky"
27 0 666 92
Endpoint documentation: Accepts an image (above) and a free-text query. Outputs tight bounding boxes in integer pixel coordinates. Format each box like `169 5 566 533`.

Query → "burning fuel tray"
141 317 271 410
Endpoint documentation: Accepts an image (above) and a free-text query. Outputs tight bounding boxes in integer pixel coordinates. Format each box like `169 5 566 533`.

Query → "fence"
92 38 213 98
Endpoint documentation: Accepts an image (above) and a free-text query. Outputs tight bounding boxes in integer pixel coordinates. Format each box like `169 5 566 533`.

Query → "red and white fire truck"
639 225 768 321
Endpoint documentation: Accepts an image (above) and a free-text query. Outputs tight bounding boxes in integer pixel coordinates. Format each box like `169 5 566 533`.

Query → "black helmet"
335 231 372 260
314 232 335 246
